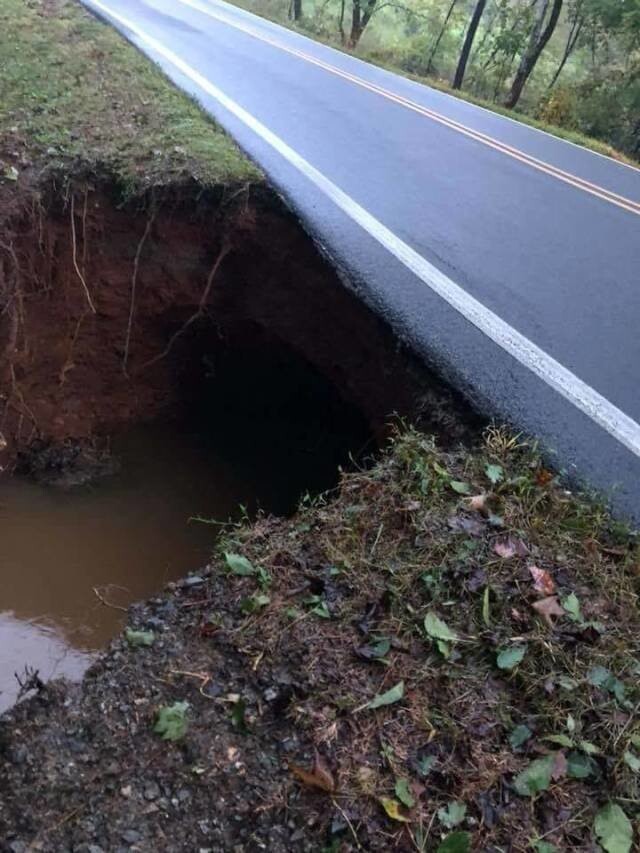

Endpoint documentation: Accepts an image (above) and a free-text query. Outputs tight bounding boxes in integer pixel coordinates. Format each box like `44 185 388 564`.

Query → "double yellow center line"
181 0 640 217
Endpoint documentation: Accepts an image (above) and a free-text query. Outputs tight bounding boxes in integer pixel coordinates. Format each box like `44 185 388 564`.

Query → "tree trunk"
339 0 346 43
453 0 488 90
426 0 459 74
548 14 583 88
292 0 302 20
349 0 376 47
505 0 563 107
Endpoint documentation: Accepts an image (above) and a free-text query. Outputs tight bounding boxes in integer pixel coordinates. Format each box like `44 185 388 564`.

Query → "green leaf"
509 724 532 749
125 628 155 647
437 639 452 659
436 831 471 853
240 593 270 613
482 586 491 627
379 797 409 822
594 803 633 853
533 843 558 853
311 599 331 619
364 681 404 710
153 701 189 741
438 801 467 829
450 481 472 495
623 750 640 773
587 665 611 687
579 740 601 755
224 552 255 576
513 755 554 796
485 463 504 484
497 646 527 670
562 593 583 623
416 755 436 776
394 777 415 808
543 733 574 748
424 612 458 642
567 751 593 779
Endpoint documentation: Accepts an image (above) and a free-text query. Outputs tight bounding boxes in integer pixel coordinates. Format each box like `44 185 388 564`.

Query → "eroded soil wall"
0 179 472 470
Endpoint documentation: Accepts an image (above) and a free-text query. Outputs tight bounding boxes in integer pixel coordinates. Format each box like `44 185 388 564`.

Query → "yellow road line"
184 0 640 217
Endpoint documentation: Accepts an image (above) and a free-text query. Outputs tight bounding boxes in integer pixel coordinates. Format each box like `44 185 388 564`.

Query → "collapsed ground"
1 1 640 852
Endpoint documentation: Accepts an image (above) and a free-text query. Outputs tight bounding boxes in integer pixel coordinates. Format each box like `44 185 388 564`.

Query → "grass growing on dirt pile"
216 427 640 850
4 429 638 850
0 0 258 189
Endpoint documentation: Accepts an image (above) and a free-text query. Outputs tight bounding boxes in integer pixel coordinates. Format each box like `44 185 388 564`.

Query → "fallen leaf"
551 751 568 780
528 566 555 595
450 481 472 495
624 750 640 772
485 463 504 485
532 596 565 627
291 750 336 793
567 751 593 779
125 628 155 647
509 724 532 749
494 537 528 559
482 586 491 627
379 797 410 822
438 801 467 829
424 612 458 642
436 832 471 853
363 680 404 711
496 646 527 671
225 552 255 576
513 755 554 796
594 802 633 853
561 592 583 623
153 702 189 742
395 777 415 808
355 637 391 661
469 493 489 514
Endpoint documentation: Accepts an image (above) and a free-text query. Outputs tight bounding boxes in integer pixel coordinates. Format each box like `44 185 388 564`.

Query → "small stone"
121 830 142 844
263 687 278 702
120 785 132 798
180 575 205 588
144 782 160 801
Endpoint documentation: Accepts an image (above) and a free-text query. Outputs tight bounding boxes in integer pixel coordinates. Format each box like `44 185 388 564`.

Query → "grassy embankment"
0 0 258 190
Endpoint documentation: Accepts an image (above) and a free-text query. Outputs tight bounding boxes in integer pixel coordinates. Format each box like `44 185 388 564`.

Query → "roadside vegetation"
235 0 640 164
0 0 258 191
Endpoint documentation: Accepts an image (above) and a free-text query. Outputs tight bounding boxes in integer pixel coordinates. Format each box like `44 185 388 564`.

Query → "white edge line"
86 0 640 458
205 0 640 178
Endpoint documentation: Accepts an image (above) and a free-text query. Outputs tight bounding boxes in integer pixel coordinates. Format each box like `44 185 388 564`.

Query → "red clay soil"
0 177 471 472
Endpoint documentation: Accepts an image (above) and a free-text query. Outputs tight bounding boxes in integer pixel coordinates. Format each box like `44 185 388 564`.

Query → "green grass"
0 0 259 190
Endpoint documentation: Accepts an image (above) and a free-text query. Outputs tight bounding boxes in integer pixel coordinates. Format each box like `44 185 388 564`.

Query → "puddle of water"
0 384 369 711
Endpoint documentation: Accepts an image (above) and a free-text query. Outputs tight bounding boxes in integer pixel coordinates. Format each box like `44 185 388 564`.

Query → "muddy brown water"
0 358 372 711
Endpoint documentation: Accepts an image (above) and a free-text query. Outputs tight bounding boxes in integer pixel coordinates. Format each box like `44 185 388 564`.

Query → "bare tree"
453 0 488 89
505 0 563 106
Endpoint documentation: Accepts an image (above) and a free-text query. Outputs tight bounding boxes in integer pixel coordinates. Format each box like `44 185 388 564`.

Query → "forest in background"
239 0 640 160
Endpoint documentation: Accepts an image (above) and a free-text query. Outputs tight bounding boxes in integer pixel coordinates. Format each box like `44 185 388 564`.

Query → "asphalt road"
83 0 640 520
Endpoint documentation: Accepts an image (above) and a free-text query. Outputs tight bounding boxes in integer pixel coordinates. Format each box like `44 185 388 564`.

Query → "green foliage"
594 802 633 853
153 702 189 741
513 755 554 796
125 628 155 647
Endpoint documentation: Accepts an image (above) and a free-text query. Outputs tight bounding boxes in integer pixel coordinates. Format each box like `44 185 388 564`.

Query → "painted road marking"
87 0 640 458
177 0 640 217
